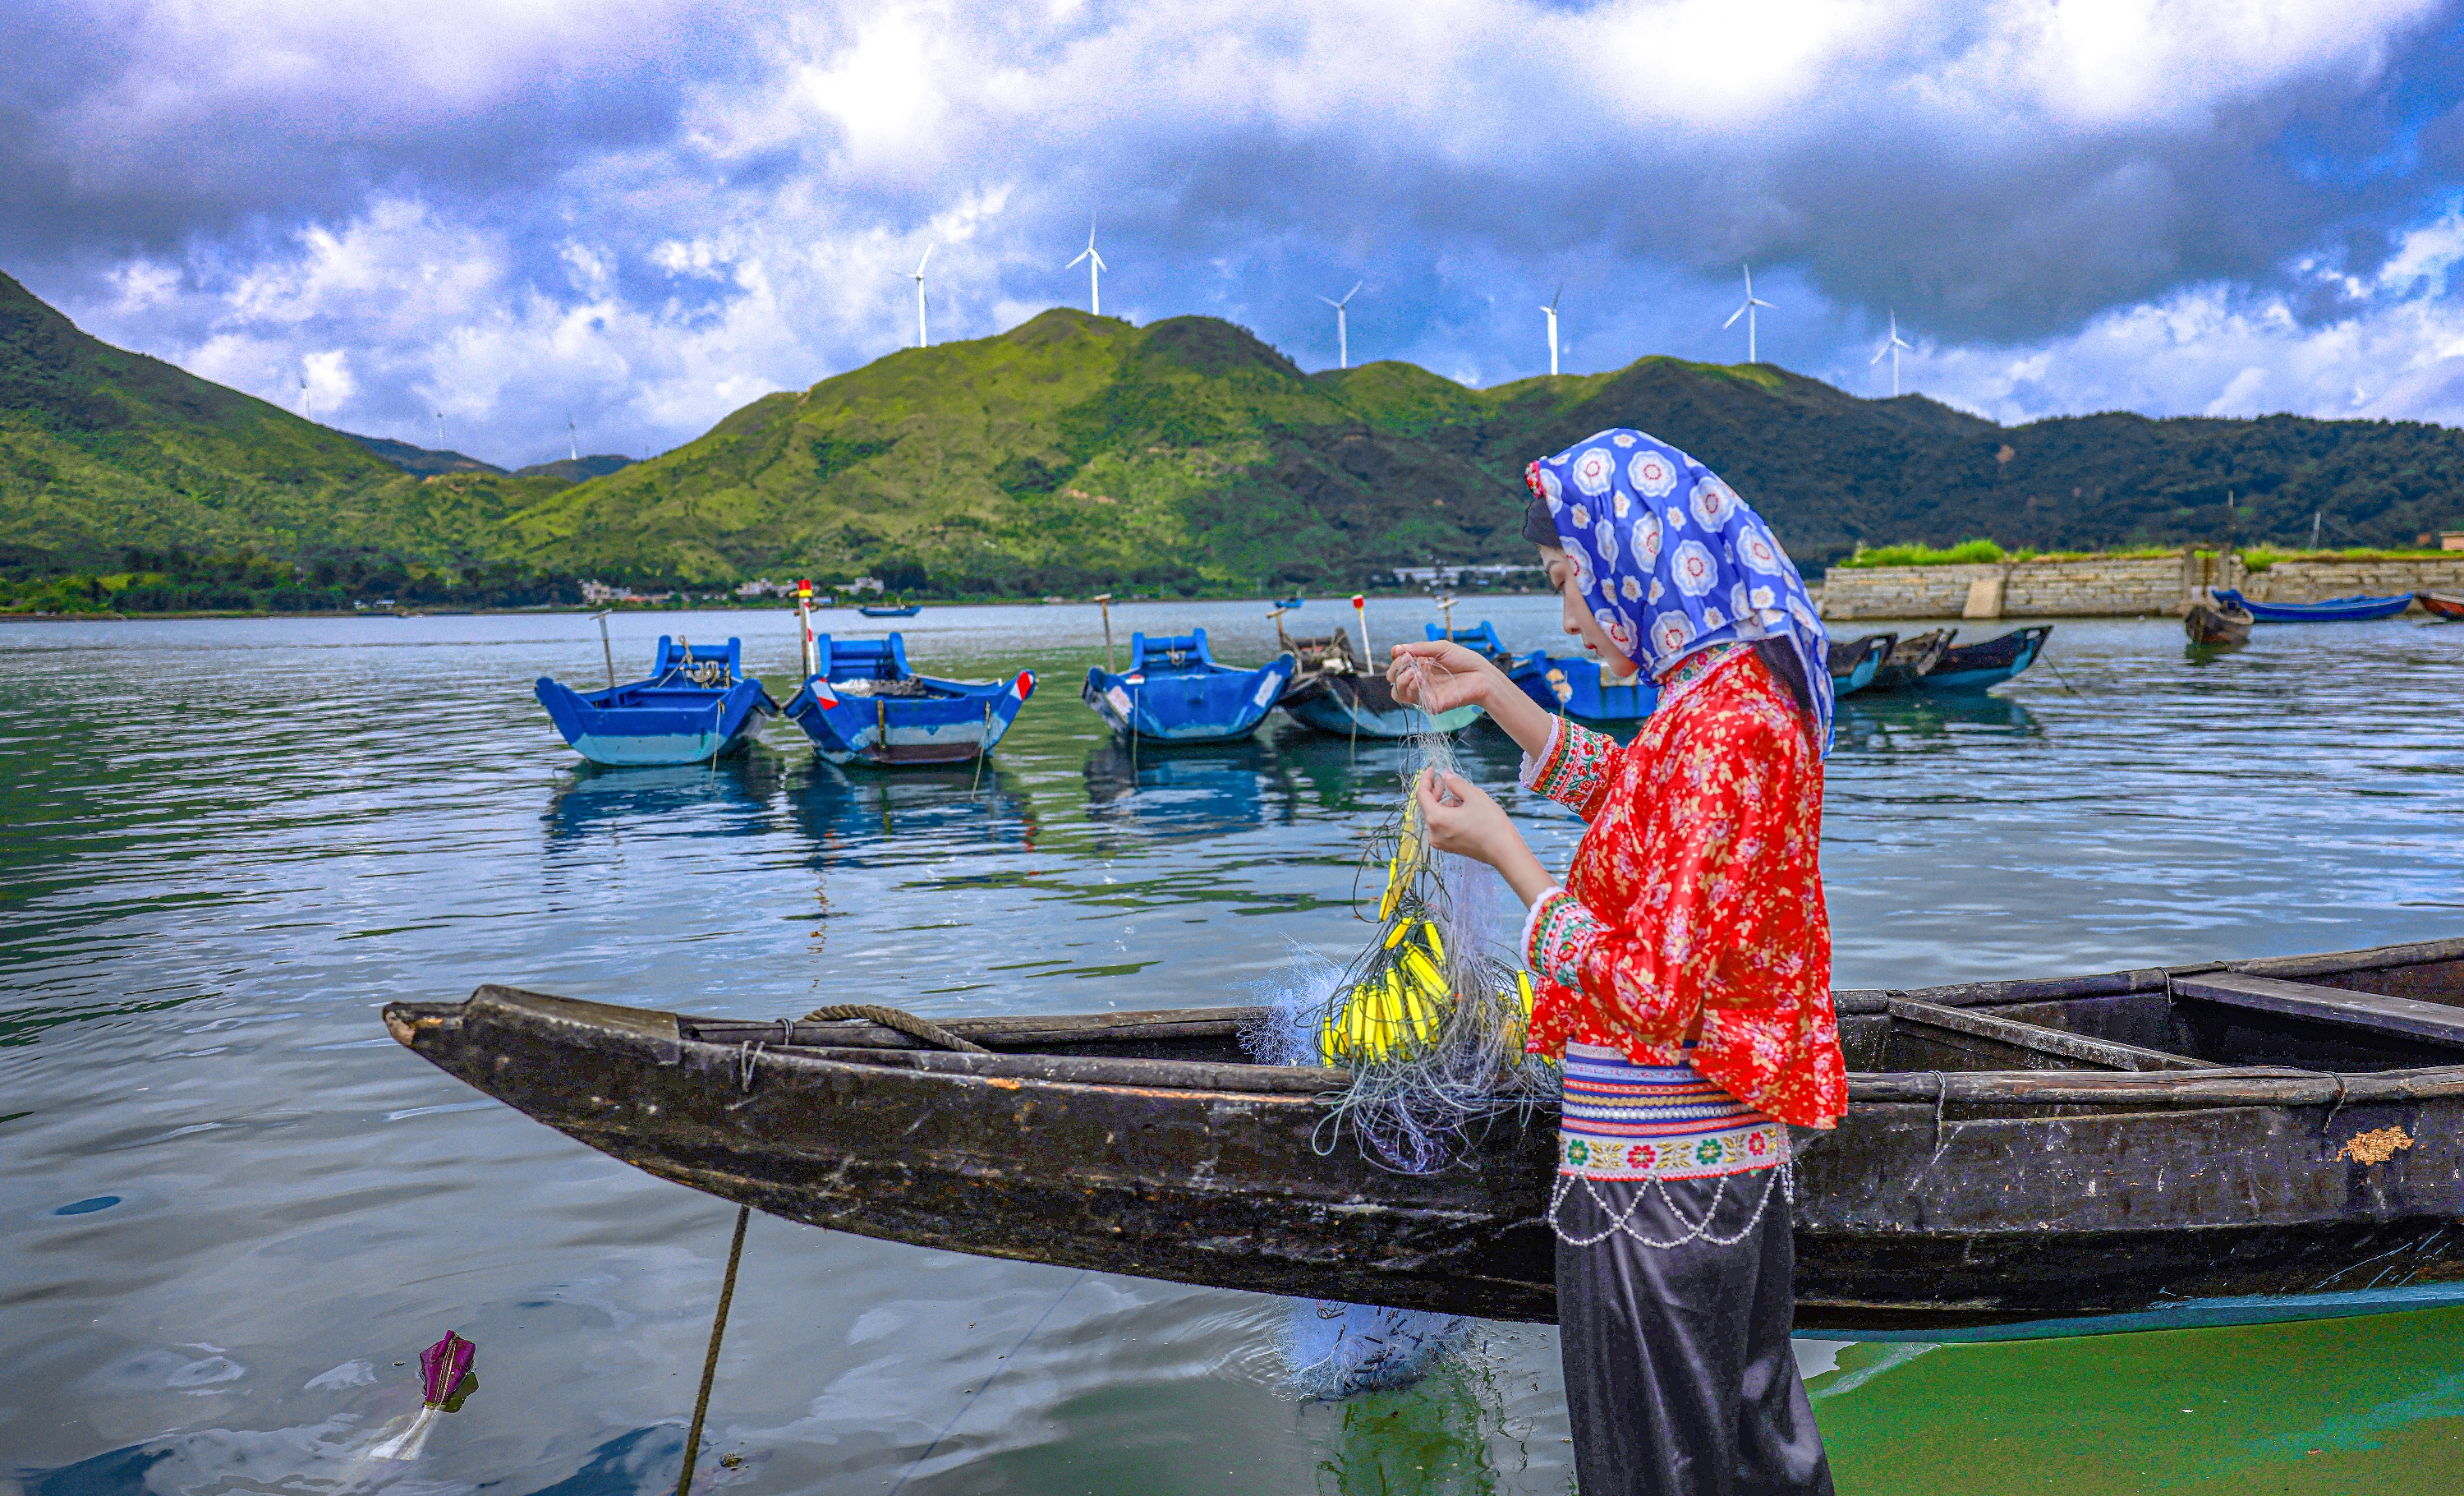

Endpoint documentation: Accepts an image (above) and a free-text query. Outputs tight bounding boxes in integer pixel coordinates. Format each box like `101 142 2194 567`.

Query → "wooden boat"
782 634 1033 766
386 936 2464 1337
2211 588 2414 623
1826 633 1896 697
1504 650 1658 725
1279 669 1483 738
1865 628 1953 691
2185 599 2255 646
857 603 923 619
1915 625 2052 692
1080 629 1296 744
2416 591 2464 623
533 636 779 766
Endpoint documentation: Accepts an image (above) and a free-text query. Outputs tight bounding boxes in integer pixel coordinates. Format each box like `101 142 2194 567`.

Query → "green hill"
6 274 2460 596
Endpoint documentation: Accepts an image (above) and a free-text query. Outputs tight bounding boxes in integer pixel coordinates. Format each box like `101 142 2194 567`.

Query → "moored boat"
783 633 1033 766
1422 621 1513 663
1865 628 1953 691
857 602 924 619
1278 670 1484 738
385 935 2464 1338
2185 598 2255 646
2416 591 2464 623
1504 651 1659 725
1915 624 2053 692
2211 588 2415 623
1826 633 1896 697
534 637 779 766
1081 629 1296 743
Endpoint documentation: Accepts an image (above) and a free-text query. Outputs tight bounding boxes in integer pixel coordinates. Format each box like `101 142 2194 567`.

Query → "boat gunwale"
406 932 2464 1112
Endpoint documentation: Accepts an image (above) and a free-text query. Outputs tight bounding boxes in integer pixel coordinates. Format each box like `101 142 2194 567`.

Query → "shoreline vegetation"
1833 539 2460 572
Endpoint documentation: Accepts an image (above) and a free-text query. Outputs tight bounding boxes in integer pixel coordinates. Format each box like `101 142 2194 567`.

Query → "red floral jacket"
1519 646 1847 1129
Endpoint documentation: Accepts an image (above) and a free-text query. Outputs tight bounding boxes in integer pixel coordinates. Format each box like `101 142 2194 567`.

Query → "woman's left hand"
1416 769 1555 905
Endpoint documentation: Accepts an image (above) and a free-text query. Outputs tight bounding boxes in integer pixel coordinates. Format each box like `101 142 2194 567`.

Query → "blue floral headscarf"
1525 428 1832 753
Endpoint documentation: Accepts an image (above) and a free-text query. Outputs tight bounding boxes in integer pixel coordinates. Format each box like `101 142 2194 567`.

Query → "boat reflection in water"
1832 693 2042 753
788 757 1040 856
1267 718 1531 814
1082 738 1287 842
542 753 789 845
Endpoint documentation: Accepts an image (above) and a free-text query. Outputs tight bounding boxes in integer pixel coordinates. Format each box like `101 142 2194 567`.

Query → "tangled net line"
1241 653 1557 1174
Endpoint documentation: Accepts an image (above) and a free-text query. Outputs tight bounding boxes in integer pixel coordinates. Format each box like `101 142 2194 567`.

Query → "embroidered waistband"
1558 1042 1788 1181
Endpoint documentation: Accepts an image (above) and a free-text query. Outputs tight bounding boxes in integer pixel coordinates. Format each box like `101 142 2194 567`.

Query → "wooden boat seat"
1889 999 2213 1072
2172 972 2464 1051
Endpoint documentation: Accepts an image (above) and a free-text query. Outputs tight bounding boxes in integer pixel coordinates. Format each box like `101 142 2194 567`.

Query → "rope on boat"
676 1203 751 1496
798 1003 989 1054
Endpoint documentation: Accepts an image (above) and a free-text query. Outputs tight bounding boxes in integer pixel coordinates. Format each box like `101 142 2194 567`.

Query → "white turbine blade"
1741 261 1754 296
1318 296 1339 307
1550 283 1562 311
1067 247 1092 269
1870 343 1889 365
1340 281 1362 306
1750 297 1773 309
1722 304 1746 329
1090 250 1106 271
917 243 934 274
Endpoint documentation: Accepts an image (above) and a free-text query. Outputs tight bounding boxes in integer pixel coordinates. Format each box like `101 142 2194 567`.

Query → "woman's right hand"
1386 641 1498 714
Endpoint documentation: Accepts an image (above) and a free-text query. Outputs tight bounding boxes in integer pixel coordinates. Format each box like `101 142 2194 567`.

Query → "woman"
1388 429 1844 1496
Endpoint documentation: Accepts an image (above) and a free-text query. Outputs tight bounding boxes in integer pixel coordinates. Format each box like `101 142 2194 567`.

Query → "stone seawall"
1817 554 2464 619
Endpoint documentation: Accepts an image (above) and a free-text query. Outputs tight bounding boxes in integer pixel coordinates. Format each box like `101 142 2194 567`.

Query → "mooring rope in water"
676 1204 751 1496
886 1268 1089 1496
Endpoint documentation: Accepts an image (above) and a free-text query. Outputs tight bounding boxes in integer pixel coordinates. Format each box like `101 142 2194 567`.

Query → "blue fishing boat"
534 637 780 766
857 603 923 619
1505 650 1660 725
2210 589 2415 623
1914 625 2052 692
784 633 1034 766
1827 633 1896 697
1423 621 1513 662
1082 629 1296 743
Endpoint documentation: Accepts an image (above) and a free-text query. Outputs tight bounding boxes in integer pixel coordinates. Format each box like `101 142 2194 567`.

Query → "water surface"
4 600 2461 1493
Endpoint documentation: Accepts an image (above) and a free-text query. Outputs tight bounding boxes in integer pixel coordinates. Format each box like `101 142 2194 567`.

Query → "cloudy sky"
7 0 2464 467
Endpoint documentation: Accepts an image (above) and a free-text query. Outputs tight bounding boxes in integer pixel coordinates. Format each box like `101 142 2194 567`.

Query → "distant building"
581 579 672 605
847 576 886 594
1390 564 1545 587
734 578 790 598
2443 532 2464 552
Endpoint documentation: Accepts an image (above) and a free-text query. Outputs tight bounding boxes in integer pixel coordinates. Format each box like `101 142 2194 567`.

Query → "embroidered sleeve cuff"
1516 716 1563 791
1524 720 1619 810
1523 889 1604 992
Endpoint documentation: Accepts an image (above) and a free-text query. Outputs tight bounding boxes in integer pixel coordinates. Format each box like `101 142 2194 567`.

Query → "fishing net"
1243 653 1558 1174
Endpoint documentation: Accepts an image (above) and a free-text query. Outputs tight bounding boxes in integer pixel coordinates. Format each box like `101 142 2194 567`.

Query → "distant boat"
1827 633 1896 697
1422 620 1513 663
535 636 779 766
1081 629 1296 743
1274 596 1305 611
1504 651 1657 725
2185 599 2255 647
2414 592 2464 623
2211 589 2413 624
1916 625 2053 693
858 602 923 619
783 633 1033 766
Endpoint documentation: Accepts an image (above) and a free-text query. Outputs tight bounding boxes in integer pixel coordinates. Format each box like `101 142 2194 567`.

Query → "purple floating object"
419 1331 475 1408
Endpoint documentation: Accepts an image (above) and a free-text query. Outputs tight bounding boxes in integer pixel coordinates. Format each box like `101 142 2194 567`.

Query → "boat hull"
784 679 1030 766
2214 588 2416 623
1825 634 1895 698
535 678 777 766
2185 602 2254 646
2417 591 2464 622
384 937 2464 1337
1279 674 1483 737
1915 625 2052 692
1504 652 1659 725
1082 656 1295 743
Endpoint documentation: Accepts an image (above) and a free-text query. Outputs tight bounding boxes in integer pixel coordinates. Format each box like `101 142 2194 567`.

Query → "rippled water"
5 599 2462 1494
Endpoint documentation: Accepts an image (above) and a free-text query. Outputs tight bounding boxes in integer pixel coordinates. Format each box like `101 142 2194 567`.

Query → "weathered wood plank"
770 1044 1352 1094
1888 999 2213 1072
2172 972 2464 1050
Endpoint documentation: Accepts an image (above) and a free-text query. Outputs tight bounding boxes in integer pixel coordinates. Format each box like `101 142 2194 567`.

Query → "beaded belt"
1557 1042 1789 1181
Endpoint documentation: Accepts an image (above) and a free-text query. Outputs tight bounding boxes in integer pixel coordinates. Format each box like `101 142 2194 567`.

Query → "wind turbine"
1541 285 1563 376
568 415 579 462
1067 220 1107 316
909 245 934 348
298 377 310 421
1319 282 1363 370
434 411 446 449
1869 310 1913 397
1722 261 1773 364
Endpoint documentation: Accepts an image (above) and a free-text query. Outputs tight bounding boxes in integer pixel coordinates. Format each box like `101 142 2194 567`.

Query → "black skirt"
1553 1167 1833 1496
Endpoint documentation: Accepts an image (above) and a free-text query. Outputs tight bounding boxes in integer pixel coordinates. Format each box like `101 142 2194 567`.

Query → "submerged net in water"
1243 657 1558 1174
